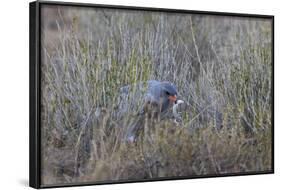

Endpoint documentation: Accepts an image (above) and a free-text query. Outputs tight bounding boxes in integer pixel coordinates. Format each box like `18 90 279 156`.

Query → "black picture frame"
30 1 274 188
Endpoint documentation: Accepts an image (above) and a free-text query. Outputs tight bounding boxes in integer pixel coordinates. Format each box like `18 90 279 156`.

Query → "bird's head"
161 81 178 103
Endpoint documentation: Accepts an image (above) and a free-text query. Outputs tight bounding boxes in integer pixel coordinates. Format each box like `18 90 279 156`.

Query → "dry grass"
40 5 272 185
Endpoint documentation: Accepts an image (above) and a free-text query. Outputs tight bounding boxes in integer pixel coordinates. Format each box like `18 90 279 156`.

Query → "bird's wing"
138 93 160 115
115 82 149 118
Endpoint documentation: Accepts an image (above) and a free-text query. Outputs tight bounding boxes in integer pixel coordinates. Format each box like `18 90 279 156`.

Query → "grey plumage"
115 80 178 142
116 80 177 118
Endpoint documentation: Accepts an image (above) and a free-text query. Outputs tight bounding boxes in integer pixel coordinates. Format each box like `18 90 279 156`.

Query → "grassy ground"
40 5 273 185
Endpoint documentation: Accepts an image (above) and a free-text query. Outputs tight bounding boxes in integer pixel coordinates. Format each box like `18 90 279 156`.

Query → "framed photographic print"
29 0 274 188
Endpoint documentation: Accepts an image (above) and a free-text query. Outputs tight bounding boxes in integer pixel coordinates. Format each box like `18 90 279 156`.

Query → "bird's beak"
168 95 177 102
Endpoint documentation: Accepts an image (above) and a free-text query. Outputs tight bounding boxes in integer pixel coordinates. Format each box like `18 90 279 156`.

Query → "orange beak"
168 95 177 102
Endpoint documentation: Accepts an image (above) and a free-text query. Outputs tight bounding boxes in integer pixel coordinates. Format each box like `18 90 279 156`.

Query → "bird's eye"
165 91 170 96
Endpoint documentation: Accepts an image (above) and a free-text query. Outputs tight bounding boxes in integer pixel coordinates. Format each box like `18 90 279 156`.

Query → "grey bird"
115 80 178 142
143 80 178 113
116 80 178 117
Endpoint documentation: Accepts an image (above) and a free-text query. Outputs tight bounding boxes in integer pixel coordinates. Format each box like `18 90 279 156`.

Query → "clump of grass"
41 5 272 185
